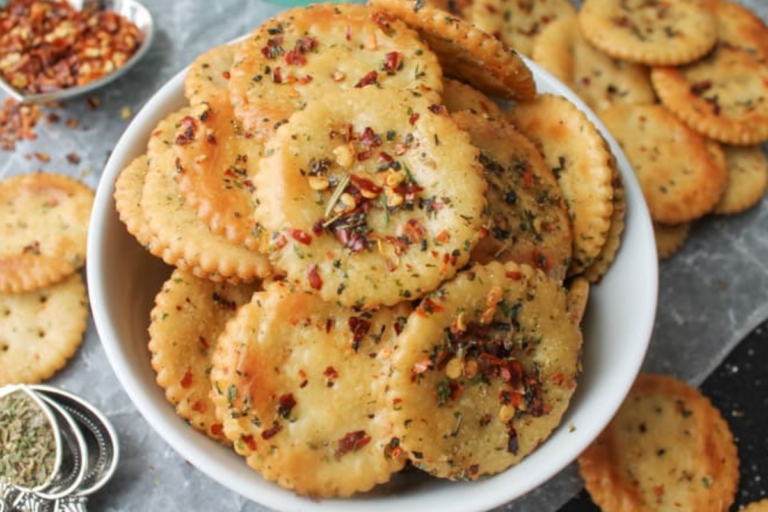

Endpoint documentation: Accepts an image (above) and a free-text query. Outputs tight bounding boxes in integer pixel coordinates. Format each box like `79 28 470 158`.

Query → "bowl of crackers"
87 1 658 510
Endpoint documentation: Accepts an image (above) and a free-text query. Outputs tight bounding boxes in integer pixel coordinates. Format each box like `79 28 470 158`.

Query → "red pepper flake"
348 316 372 351
0 99 41 151
311 218 325 237
261 36 285 59
355 70 378 88
371 11 395 34
285 47 307 66
277 393 297 419
382 51 403 74
241 434 257 451
335 430 371 459
210 423 224 437
33 152 50 163
221 70 231 80
323 366 339 387
191 400 207 413
428 104 446 114
273 67 283 84
350 174 383 195
417 297 444 316
261 422 283 440
307 264 323 290
289 228 312 245
273 233 288 250
408 113 420 125
435 230 450 244
653 485 665 503
359 126 382 147
175 116 197 145
533 249 552 271
505 270 522 280
65 152 81 165
690 80 712 96
180 369 193 389
401 218 426 244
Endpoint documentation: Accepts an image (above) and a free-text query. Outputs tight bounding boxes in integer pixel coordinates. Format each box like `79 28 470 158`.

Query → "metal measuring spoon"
31 386 119 512
0 0 154 103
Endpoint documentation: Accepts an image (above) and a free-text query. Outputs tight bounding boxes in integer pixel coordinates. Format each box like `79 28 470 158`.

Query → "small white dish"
87 56 658 512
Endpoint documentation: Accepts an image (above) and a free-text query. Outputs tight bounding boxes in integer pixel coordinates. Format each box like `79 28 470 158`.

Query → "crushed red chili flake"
210 424 224 437
174 116 197 145
0 98 41 151
335 430 371 459
348 315 372 351
241 434 257 451
277 393 296 419
307 263 323 290
355 70 378 88
180 369 193 389
33 151 49 163
408 113 420 125
382 51 403 74
261 422 283 440
289 228 312 245
690 80 712 96
65 152 81 165
0 0 145 94
191 400 207 413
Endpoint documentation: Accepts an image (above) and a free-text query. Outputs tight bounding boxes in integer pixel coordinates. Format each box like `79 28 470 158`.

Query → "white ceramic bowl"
87 58 658 511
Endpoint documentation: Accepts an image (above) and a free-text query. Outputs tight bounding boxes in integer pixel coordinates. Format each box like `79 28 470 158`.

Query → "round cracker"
173 100 264 250
114 155 157 249
254 88 487 308
230 3 443 140
654 221 690 260
210 280 410 497
0 272 88 386
0 173 94 294
705 0 768 62
506 94 614 275
651 46 768 146
369 0 535 101
452 111 572 281
600 104 728 224
142 110 273 283
469 0 575 58
713 145 768 215
389 261 582 480
149 269 260 444
532 16 656 113
184 43 236 108
579 373 739 512
578 0 718 67
581 164 626 283
443 78 503 118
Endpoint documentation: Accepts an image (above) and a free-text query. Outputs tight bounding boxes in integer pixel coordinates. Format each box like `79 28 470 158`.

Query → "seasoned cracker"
114 155 157 249
654 221 690 260
600 104 727 224
230 3 442 139
210 280 410 497
369 0 535 101
651 46 768 146
452 111 572 281
566 277 590 326
507 94 614 274
579 373 739 512
469 0 575 58
142 110 272 283
713 145 768 215
582 165 626 283
579 0 718 66
0 273 88 386
149 269 259 444
705 0 768 62
389 261 582 480
173 100 264 250
443 78 502 117
0 172 94 294
254 88 486 308
533 16 656 113
184 43 235 108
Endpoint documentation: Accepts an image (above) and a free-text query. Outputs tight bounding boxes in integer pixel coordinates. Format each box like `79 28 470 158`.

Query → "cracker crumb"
121 106 132 120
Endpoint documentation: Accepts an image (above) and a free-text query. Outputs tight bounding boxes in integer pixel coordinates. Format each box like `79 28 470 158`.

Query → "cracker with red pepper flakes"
254 87 487 308
0 272 87 386
388 261 582 480
0 172 93 294
229 3 443 141
578 0 718 67
368 0 535 101
713 144 768 215
184 43 237 108
148 268 260 445
506 94 615 276
451 111 572 281
442 77 503 118
140 109 272 283
600 104 727 225
653 221 690 260
579 373 739 512
532 16 656 114
469 0 575 58
172 100 264 251
209 280 411 498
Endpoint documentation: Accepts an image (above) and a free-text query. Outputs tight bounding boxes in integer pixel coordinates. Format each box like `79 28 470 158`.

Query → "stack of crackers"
0 172 93 386
113 0 630 499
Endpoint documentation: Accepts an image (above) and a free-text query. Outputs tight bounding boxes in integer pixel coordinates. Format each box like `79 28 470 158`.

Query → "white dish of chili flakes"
87 55 658 512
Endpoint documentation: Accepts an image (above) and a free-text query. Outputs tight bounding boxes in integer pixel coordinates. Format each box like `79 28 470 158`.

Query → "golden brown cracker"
582 165 626 283
507 94 614 275
533 16 656 113
579 0 718 66
369 0 536 101
452 110 572 281
469 0 575 57
566 276 590 326
443 78 503 117
389 261 582 480
579 373 739 512
230 3 443 140
705 0 768 62
0 273 88 386
600 104 727 224
0 172 94 294
114 155 157 249
149 269 259 444
210 280 410 497
654 221 690 260
254 88 486 308
713 145 768 215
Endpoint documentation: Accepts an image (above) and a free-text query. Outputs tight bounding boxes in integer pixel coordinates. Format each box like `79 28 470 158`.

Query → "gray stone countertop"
0 0 766 511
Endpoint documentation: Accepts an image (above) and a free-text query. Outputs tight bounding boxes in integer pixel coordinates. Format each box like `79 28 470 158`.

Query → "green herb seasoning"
0 391 57 489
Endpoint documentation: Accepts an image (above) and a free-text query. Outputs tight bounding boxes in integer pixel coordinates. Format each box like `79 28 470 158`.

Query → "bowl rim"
87 49 658 511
